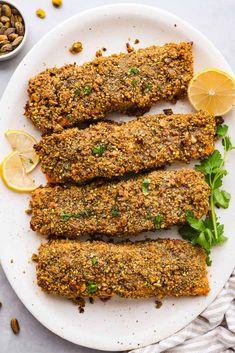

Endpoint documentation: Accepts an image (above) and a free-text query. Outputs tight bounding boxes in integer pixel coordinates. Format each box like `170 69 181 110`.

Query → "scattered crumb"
134 39 139 44
95 49 102 58
31 253 38 262
25 209 32 215
163 108 173 115
10 318 20 335
155 300 162 309
174 24 177 27
89 297 94 304
52 0 62 7
0 302 2 309
22 271 26 274
36 8 46 19
69 41 83 54
100 297 111 302
128 37 131 41
126 42 134 53
73 297 85 313
102 47 107 52
10 259 13 264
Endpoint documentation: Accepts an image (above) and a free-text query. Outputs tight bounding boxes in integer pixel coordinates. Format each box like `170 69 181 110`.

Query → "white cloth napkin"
132 269 235 353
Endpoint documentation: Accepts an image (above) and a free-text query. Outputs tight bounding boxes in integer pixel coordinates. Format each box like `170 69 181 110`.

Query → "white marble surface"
0 0 234 352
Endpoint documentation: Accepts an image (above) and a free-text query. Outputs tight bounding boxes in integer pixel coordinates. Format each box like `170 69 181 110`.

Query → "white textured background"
0 1 234 352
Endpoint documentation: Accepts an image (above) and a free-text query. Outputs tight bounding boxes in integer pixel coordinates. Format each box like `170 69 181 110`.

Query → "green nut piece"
52 0 63 7
36 9 46 19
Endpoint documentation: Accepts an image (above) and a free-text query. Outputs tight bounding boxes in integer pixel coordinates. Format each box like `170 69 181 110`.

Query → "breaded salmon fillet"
29 169 210 238
25 42 193 133
35 111 215 184
34 239 209 299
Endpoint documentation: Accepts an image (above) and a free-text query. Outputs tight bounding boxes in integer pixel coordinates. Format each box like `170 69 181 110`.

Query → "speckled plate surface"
0 4 235 351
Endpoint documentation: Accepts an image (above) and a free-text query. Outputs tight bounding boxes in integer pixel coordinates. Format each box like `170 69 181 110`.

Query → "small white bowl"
0 1 27 61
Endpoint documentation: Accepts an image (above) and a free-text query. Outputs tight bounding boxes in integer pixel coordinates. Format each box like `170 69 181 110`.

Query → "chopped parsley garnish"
144 84 153 92
60 212 81 221
83 208 93 217
29 158 34 165
84 85 92 95
131 79 138 86
179 124 234 265
60 209 93 221
147 213 163 230
111 207 119 217
74 89 81 96
92 143 107 156
142 178 151 196
128 67 140 75
91 256 98 266
87 282 97 294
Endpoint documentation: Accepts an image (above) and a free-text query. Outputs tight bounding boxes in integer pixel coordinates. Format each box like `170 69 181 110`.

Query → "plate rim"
0 3 234 351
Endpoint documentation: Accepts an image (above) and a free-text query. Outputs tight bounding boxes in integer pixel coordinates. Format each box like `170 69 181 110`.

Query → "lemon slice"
5 130 39 173
1 151 37 192
188 68 235 115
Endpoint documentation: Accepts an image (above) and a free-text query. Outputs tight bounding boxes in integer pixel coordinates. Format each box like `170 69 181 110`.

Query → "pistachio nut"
15 21 24 35
0 40 10 47
10 14 15 27
0 26 7 34
1 15 9 23
5 21 10 28
5 27 15 35
11 8 19 15
0 34 7 41
0 43 12 52
14 15 23 23
8 33 18 41
1 4 11 17
12 35 23 47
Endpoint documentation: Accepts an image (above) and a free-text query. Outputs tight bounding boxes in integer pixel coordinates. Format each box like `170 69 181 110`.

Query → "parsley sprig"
179 125 234 265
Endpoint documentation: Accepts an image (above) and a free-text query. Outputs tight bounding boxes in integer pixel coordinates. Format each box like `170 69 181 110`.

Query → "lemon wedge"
188 68 235 115
5 130 39 173
1 151 37 192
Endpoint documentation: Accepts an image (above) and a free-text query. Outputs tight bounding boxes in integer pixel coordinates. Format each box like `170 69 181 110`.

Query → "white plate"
0 4 235 351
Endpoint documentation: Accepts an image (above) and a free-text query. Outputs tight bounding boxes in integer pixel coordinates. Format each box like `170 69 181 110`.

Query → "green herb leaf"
222 136 235 152
147 213 163 229
91 256 98 266
153 214 163 230
131 79 138 86
29 158 34 165
83 208 93 217
179 125 233 265
186 211 205 232
84 85 92 95
216 124 228 137
60 212 81 221
92 144 107 156
144 84 153 92
87 282 97 294
195 150 223 175
213 189 231 209
111 207 119 217
74 89 81 96
142 178 151 196
128 67 140 75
